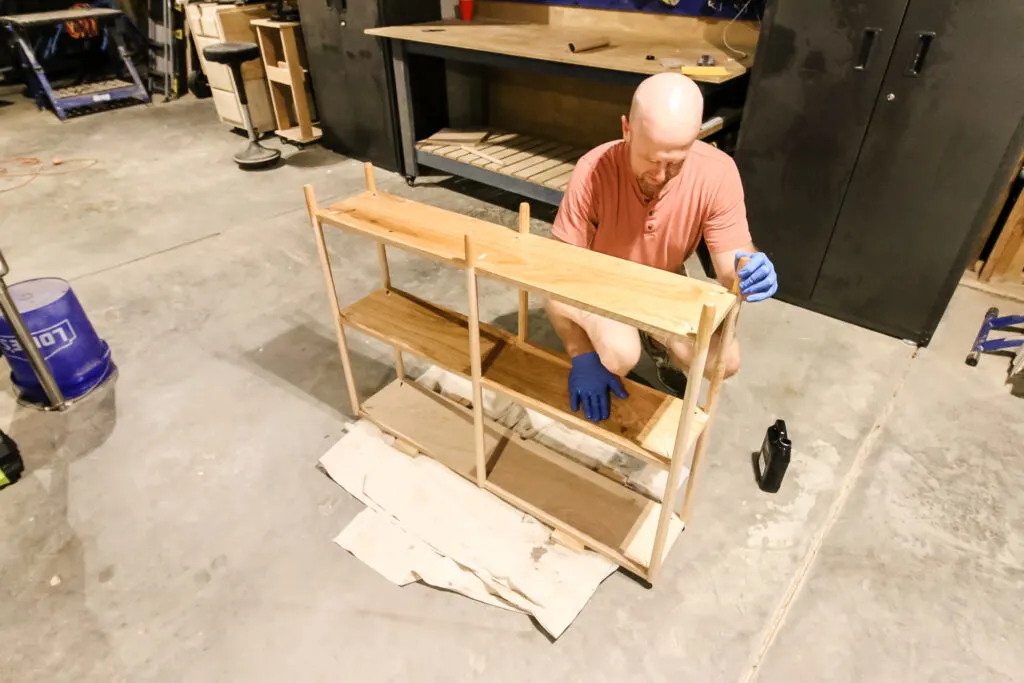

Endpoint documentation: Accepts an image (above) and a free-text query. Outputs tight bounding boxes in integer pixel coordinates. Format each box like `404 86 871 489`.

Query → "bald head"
623 73 704 196
628 73 704 143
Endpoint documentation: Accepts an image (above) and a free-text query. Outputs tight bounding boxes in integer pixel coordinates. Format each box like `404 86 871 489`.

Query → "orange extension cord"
0 157 99 193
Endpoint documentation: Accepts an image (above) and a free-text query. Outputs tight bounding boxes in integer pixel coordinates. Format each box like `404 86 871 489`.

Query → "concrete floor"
1 94 1022 683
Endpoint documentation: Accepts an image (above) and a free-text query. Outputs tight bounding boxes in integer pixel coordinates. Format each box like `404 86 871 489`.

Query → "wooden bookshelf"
304 164 742 583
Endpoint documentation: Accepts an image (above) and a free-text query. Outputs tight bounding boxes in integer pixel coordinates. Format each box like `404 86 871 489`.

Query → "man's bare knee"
722 347 741 378
595 341 641 377
668 336 741 379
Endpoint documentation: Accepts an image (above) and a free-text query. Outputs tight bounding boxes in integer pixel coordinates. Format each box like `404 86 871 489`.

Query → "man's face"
622 115 694 198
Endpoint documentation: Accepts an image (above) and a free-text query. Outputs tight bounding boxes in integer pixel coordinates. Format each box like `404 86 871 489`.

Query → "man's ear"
621 115 629 141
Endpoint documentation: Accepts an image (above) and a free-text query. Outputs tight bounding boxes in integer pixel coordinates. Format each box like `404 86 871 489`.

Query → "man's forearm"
545 299 595 357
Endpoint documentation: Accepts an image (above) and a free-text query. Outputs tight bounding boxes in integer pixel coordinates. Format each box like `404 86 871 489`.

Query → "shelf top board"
317 191 736 338
364 20 747 84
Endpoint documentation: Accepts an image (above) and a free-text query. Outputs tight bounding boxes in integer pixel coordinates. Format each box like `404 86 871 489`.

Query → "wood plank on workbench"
343 288 704 464
318 191 736 337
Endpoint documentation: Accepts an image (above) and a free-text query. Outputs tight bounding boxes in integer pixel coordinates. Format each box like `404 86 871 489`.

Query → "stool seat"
203 41 260 65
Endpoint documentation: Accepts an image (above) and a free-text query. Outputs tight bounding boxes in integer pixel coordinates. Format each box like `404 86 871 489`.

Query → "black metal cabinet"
736 0 1024 344
296 0 446 173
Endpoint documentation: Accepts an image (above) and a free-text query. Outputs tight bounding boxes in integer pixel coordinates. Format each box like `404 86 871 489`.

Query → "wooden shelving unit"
251 18 321 144
304 164 741 584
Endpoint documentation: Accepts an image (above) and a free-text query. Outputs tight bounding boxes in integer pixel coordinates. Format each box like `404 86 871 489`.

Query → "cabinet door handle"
853 27 882 71
904 31 936 76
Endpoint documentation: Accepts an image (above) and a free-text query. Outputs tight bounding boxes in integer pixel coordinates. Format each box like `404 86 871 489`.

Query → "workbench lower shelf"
342 287 708 468
414 115 738 206
360 379 685 577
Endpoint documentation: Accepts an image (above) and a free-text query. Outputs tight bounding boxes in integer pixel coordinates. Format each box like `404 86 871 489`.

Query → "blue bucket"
0 278 116 404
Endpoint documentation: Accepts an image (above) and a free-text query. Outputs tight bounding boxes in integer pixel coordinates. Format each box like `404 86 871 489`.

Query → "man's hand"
735 251 778 302
568 352 629 422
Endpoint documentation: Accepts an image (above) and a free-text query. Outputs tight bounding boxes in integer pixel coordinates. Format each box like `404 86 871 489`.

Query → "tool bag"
0 429 23 490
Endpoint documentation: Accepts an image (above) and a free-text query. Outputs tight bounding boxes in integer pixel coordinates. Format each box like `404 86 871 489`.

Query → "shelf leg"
517 202 530 343
678 295 742 522
363 162 404 380
647 303 716 584
377 243 404 380
465 234 487 487
304 184 361 415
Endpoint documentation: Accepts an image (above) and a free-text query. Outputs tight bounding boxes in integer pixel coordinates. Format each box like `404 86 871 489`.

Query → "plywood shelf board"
317 192 736 338
342 288 703 466
360 380 684 574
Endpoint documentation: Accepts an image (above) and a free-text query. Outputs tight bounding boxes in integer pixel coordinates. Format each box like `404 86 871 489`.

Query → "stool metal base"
234 141 281 169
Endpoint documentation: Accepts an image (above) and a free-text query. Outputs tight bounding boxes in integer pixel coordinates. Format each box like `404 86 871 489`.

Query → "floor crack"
739 347 919 683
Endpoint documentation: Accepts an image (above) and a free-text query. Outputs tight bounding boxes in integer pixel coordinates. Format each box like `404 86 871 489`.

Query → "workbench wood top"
365 19 748 84
317 191 736 338
0 7 121 25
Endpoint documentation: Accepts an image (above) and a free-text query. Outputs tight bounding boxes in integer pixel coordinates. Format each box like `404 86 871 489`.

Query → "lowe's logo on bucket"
0 319 78 361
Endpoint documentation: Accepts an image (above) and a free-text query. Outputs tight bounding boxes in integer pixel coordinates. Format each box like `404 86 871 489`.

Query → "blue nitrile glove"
568 352 629 422
735 251 778 302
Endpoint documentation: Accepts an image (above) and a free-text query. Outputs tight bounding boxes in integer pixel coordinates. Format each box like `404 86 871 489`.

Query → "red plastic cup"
459 0 473 21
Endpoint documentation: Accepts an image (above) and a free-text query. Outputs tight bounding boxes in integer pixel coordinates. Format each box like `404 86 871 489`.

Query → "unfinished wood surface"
427 128 492 144
517 202 530 342
365 16 750 84
466 235 488 486
973 151 1024 270
679 267 744 521
456 145 505 166
360 380 684 576
217 4 268 43
487 69 631 149
341 288 707 466
318 192 736 337
960 271 1024 304
550 529 585 552
417 121 727 190
475 0 759 46
253 19 320 144
304 185 360 414
279 23 315 141
647 303 716 583
980 187 1024 284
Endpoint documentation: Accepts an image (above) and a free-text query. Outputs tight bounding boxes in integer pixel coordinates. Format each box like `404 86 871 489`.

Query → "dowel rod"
647 302 716 583
465 234 487 486
677 257 748 519
362 161 403 378
364 162 377 195
517 202 530 342
377 242 405 380
304 184 360 414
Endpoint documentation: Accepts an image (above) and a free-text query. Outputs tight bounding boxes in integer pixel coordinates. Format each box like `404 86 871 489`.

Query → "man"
546 72 777 422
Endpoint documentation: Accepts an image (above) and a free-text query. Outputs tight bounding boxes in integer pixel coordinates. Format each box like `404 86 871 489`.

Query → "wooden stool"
251 19 321 144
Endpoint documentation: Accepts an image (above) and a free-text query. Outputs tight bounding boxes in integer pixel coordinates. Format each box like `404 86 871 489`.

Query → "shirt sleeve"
551 159 598 248
702 159 753 254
